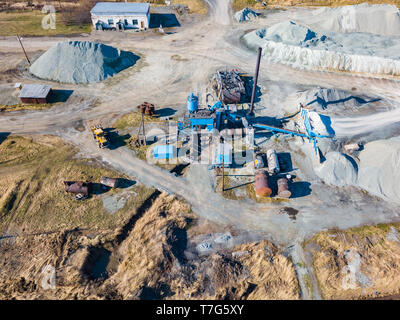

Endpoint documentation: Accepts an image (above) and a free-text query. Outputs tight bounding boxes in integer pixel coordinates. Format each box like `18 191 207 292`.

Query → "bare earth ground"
1 0 400 299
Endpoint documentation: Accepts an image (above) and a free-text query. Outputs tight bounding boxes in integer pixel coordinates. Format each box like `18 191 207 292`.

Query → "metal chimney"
249 47 262 115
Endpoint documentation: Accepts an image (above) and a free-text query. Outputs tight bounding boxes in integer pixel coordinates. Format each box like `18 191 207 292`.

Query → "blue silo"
187 93 198 113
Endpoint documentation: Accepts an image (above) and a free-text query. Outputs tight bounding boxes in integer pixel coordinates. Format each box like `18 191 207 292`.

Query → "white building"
90 2 150 31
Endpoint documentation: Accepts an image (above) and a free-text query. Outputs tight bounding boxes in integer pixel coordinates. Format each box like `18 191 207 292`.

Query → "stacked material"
357 137 400 203
307 3 400 36
243 20 400 77
213 70 246 104
234 7 258 23
314 152 358 187
30 41 138 84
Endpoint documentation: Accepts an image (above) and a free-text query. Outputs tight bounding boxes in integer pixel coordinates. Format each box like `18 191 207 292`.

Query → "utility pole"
221 136 225 192
16 35 30 65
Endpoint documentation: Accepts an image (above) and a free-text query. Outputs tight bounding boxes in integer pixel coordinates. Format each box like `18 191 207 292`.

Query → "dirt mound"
29 41 139 84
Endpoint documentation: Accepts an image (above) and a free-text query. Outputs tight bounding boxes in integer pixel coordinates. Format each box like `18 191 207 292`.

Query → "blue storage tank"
187 93 198 113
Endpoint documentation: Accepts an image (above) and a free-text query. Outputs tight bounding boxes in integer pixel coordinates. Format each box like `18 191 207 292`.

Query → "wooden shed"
19 84 52 104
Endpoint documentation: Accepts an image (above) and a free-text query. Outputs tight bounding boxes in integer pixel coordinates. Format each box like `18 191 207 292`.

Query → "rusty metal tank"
254 170 272 197
277 178 291 198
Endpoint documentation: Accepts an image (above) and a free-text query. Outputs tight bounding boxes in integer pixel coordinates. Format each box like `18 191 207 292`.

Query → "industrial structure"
90 2 150 31
151 47 332 199
19 84 52 104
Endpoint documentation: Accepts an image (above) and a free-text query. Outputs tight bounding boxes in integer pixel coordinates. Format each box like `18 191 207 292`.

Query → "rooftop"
19 84 51 99
90 2 150 16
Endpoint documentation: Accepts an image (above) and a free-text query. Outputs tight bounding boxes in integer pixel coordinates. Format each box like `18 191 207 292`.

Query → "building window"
108 19 114 25
132 19 138 25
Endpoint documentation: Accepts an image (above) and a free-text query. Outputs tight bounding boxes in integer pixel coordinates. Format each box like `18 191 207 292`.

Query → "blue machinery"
177 94 331 157
251 106 330 154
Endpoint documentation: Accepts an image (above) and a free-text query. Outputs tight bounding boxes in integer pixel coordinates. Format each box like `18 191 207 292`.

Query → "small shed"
64 181 92 195
19 84 52 104
90 2 151 30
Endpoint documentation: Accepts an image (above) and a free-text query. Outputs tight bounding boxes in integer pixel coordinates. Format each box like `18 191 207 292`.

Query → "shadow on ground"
149 13 180 28
48 90 73 103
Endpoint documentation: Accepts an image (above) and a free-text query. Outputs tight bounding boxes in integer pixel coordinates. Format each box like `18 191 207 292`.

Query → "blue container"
187 93 198 113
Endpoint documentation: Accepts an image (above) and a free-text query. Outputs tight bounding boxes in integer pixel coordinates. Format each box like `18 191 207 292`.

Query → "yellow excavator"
90 125 109 149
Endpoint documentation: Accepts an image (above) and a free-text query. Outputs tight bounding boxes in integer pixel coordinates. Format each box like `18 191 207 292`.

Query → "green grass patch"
216 173 239 200
0 10 90 36
113 111 162 130
0 103 52 112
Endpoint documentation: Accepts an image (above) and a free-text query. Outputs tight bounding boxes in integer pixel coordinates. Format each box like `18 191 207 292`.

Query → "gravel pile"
243 20 400 77
357 137 400 203
314 151 358 187
234 7 258 23
30 41 139 84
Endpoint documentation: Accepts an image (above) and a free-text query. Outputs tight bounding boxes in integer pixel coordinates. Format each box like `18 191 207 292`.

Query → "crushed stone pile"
243 20 400 77
308 3 400 36
234 7 258 23
296 88 378 114
314 151 358 187
357 137 400 203
30 41 138 84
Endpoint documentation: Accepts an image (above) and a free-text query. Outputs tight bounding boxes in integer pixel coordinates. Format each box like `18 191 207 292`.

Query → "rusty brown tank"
277 178 291 198
100 177 119 188
254 170 272 197
64 181 92 195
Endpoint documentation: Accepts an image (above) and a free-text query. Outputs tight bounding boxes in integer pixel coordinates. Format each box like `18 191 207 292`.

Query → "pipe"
249 47 262 115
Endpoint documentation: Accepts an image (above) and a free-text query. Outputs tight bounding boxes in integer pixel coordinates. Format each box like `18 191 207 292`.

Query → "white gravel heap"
308 3 400 36
315 151 358 187
243 20 400 77
358 137 400 203
234 7 258 22
30 41 138 84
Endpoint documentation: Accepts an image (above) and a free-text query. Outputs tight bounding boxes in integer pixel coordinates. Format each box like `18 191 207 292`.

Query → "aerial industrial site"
1 0 400 301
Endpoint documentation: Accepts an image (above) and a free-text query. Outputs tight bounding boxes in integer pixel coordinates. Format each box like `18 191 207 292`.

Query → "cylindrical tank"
254 170 272 197
277 178 291 198
187 93 198 113
267 149 280 174
254 153 264 169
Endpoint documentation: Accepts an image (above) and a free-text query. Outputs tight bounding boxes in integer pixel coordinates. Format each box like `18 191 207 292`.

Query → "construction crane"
90 125 109 149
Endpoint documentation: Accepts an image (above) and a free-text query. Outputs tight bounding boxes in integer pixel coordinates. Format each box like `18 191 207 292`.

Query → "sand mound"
234 7 258 23
315 151 358 187
30 41 139 84
358 137 400 203
309 3 400 36
243 21 400 77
